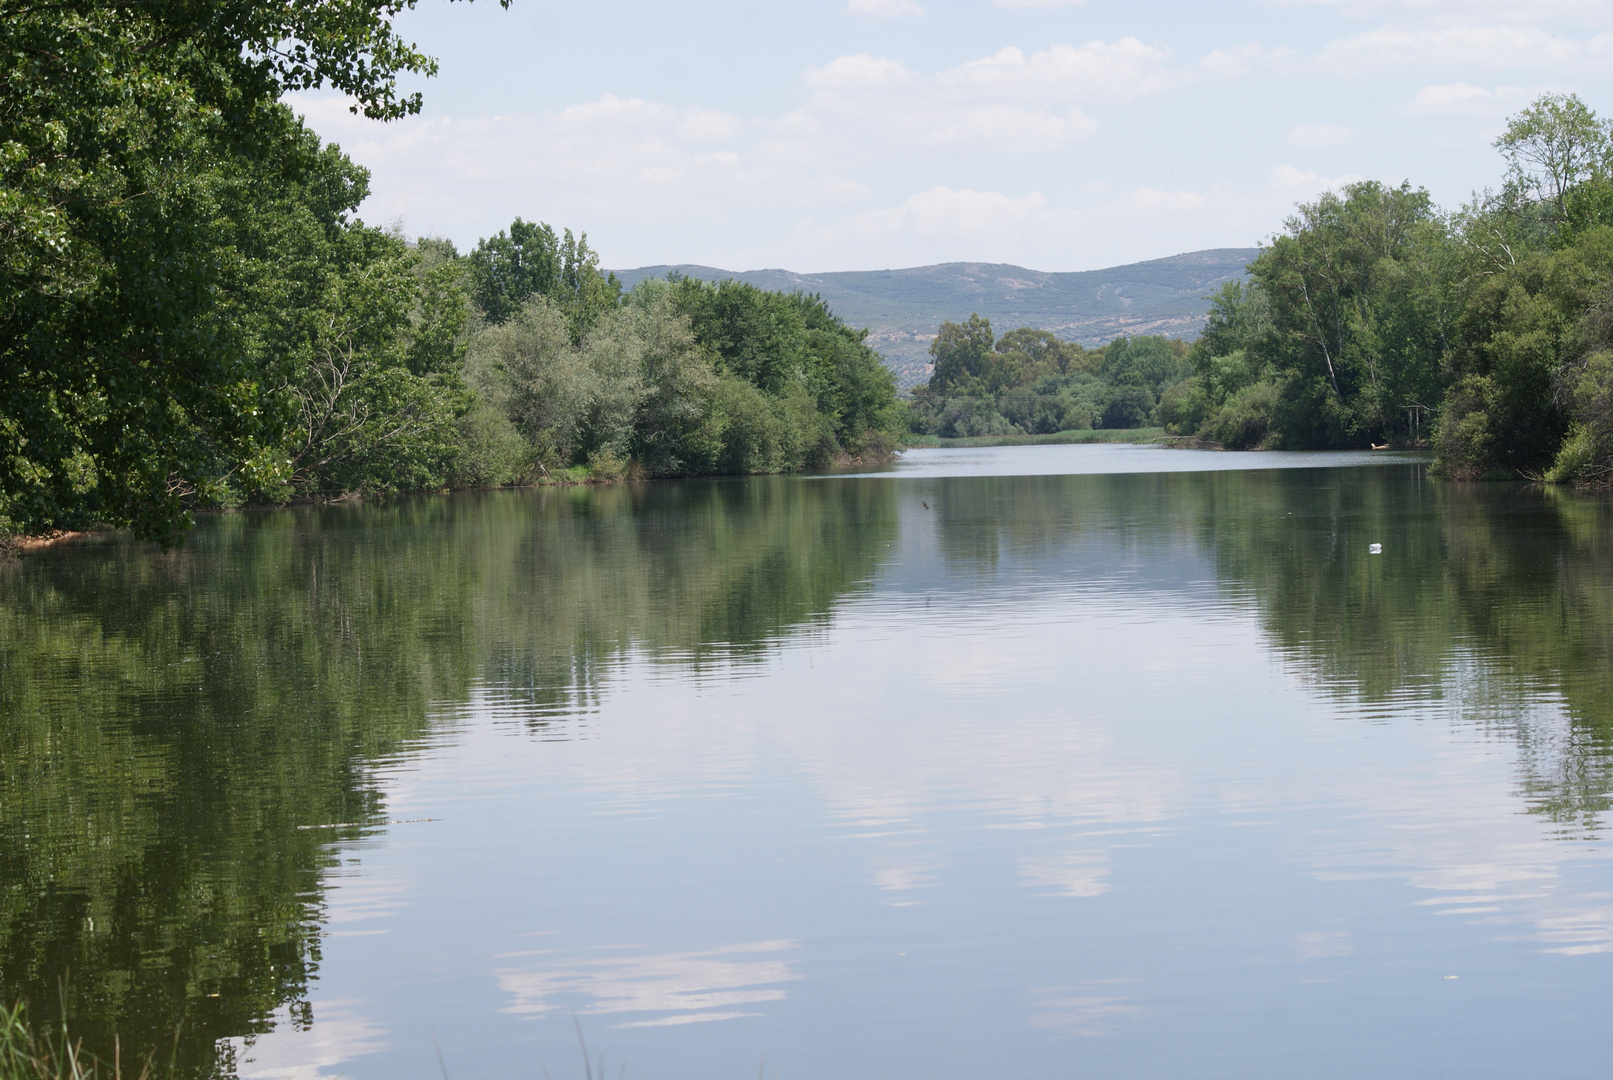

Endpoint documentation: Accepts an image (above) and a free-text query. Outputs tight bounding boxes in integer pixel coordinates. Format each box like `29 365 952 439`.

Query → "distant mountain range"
612 248 1260 386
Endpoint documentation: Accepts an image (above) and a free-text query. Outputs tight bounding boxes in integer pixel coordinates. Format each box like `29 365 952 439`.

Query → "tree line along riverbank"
0 1 905 546
7 1 1613 550
912 92 1613 487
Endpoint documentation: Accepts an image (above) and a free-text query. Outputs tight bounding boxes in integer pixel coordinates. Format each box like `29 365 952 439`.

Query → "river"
3 445 1611 1079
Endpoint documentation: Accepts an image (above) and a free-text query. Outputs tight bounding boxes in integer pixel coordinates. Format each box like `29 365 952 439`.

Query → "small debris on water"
296 818 440 830
1369 543 1383 554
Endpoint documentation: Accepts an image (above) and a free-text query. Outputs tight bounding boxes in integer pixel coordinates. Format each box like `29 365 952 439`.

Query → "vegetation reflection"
0 478 898 1077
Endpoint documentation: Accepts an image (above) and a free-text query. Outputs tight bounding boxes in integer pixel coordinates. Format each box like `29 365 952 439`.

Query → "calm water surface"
3 447 1612 1079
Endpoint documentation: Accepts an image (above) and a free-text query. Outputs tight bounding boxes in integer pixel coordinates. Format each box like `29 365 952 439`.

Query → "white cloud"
1198 42 1291 78
1116 187 1209 213
804 52 913 89
880 186 1049 234
775 46 1130 173
1269 164 1368 202
945 39 1176 102
774 181 1229 270
1264 0 1610 22
1411 81 1496 109
1401 81 1537 116
677 107 742 143
843 0 925 17
1316 25 1585 73
1289 123 1354 146
920 104 1098 146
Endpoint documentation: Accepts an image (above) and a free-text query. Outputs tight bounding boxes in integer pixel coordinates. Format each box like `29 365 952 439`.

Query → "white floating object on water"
1369 543 1383 554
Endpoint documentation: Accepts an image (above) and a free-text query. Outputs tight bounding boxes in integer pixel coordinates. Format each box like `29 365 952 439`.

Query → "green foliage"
1102 335 1190 396
271 226 473 499
0 0 502 541
1200 380 1283 450
0 480 900 1075
466 219 622 335
1494 92 1610 232
1154 377 1210 435
1245 181 1452 447
457 275 901 481
927 313 996 392
1171 92 1613 478
666 276 901 460
911 314 1180 437
1544 270 1613 485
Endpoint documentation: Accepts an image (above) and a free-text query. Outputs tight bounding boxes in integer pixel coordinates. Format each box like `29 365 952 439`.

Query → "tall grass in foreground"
0 1003 175 1080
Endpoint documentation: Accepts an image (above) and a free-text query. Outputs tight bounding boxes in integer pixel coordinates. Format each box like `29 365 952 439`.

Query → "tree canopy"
0 0 906 544
0 0 507 541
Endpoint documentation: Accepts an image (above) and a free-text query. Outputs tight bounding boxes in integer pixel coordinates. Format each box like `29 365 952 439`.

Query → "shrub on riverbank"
1159 95 1613 480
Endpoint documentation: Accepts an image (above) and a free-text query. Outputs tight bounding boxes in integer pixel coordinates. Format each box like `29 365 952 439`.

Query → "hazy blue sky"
293 0 1613 272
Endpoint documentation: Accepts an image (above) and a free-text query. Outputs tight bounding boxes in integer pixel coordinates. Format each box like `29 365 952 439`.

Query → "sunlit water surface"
4 447 1612 1079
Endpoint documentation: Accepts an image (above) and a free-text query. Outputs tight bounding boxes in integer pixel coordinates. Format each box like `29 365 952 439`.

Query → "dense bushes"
453 272 902 486
0 0 494 543
1 179 902 541
1161 94 1613 484
907 321 1183 438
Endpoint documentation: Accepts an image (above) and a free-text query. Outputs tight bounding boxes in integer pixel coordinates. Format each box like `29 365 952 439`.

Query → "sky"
290 0 1613 274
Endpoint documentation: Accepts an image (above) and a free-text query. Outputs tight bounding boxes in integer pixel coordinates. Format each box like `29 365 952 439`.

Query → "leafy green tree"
467 219 622 334
1249 181 1453 447
0 0 507 541
1495 93 1610 232
669 277 900 460
994 328 1090 378
624 285 725 475
1439 229 1613 479
927 314 995 392
1102 336 1190 398
278 228 471 497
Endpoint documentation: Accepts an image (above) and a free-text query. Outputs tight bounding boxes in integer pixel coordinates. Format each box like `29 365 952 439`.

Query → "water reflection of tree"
897 466 1613 830
1191 469 1613 830
0 477 896 1077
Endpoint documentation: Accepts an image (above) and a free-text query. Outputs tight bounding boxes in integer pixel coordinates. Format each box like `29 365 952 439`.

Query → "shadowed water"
2 449 1612 1079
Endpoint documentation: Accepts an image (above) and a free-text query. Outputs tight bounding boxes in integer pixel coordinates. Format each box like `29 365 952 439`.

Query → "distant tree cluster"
908 317 1188 437
916 92 1613 487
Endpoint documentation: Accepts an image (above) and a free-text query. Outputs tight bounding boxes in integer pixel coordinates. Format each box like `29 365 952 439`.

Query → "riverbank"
902 427 1166 449
1 449 913 553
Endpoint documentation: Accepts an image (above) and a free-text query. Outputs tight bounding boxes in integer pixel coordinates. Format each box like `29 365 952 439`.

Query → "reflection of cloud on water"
1028 983 1147 1036
317 872 411 934
226 1000 387 1080
1529 898 1613 955
1302 682 1613 957
1019 850 1111 898
496 940 801 1029
1293 929 1352 960
871 861 941 894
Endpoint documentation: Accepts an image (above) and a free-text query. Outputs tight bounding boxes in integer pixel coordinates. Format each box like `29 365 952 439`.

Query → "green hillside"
613 248 1259 385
